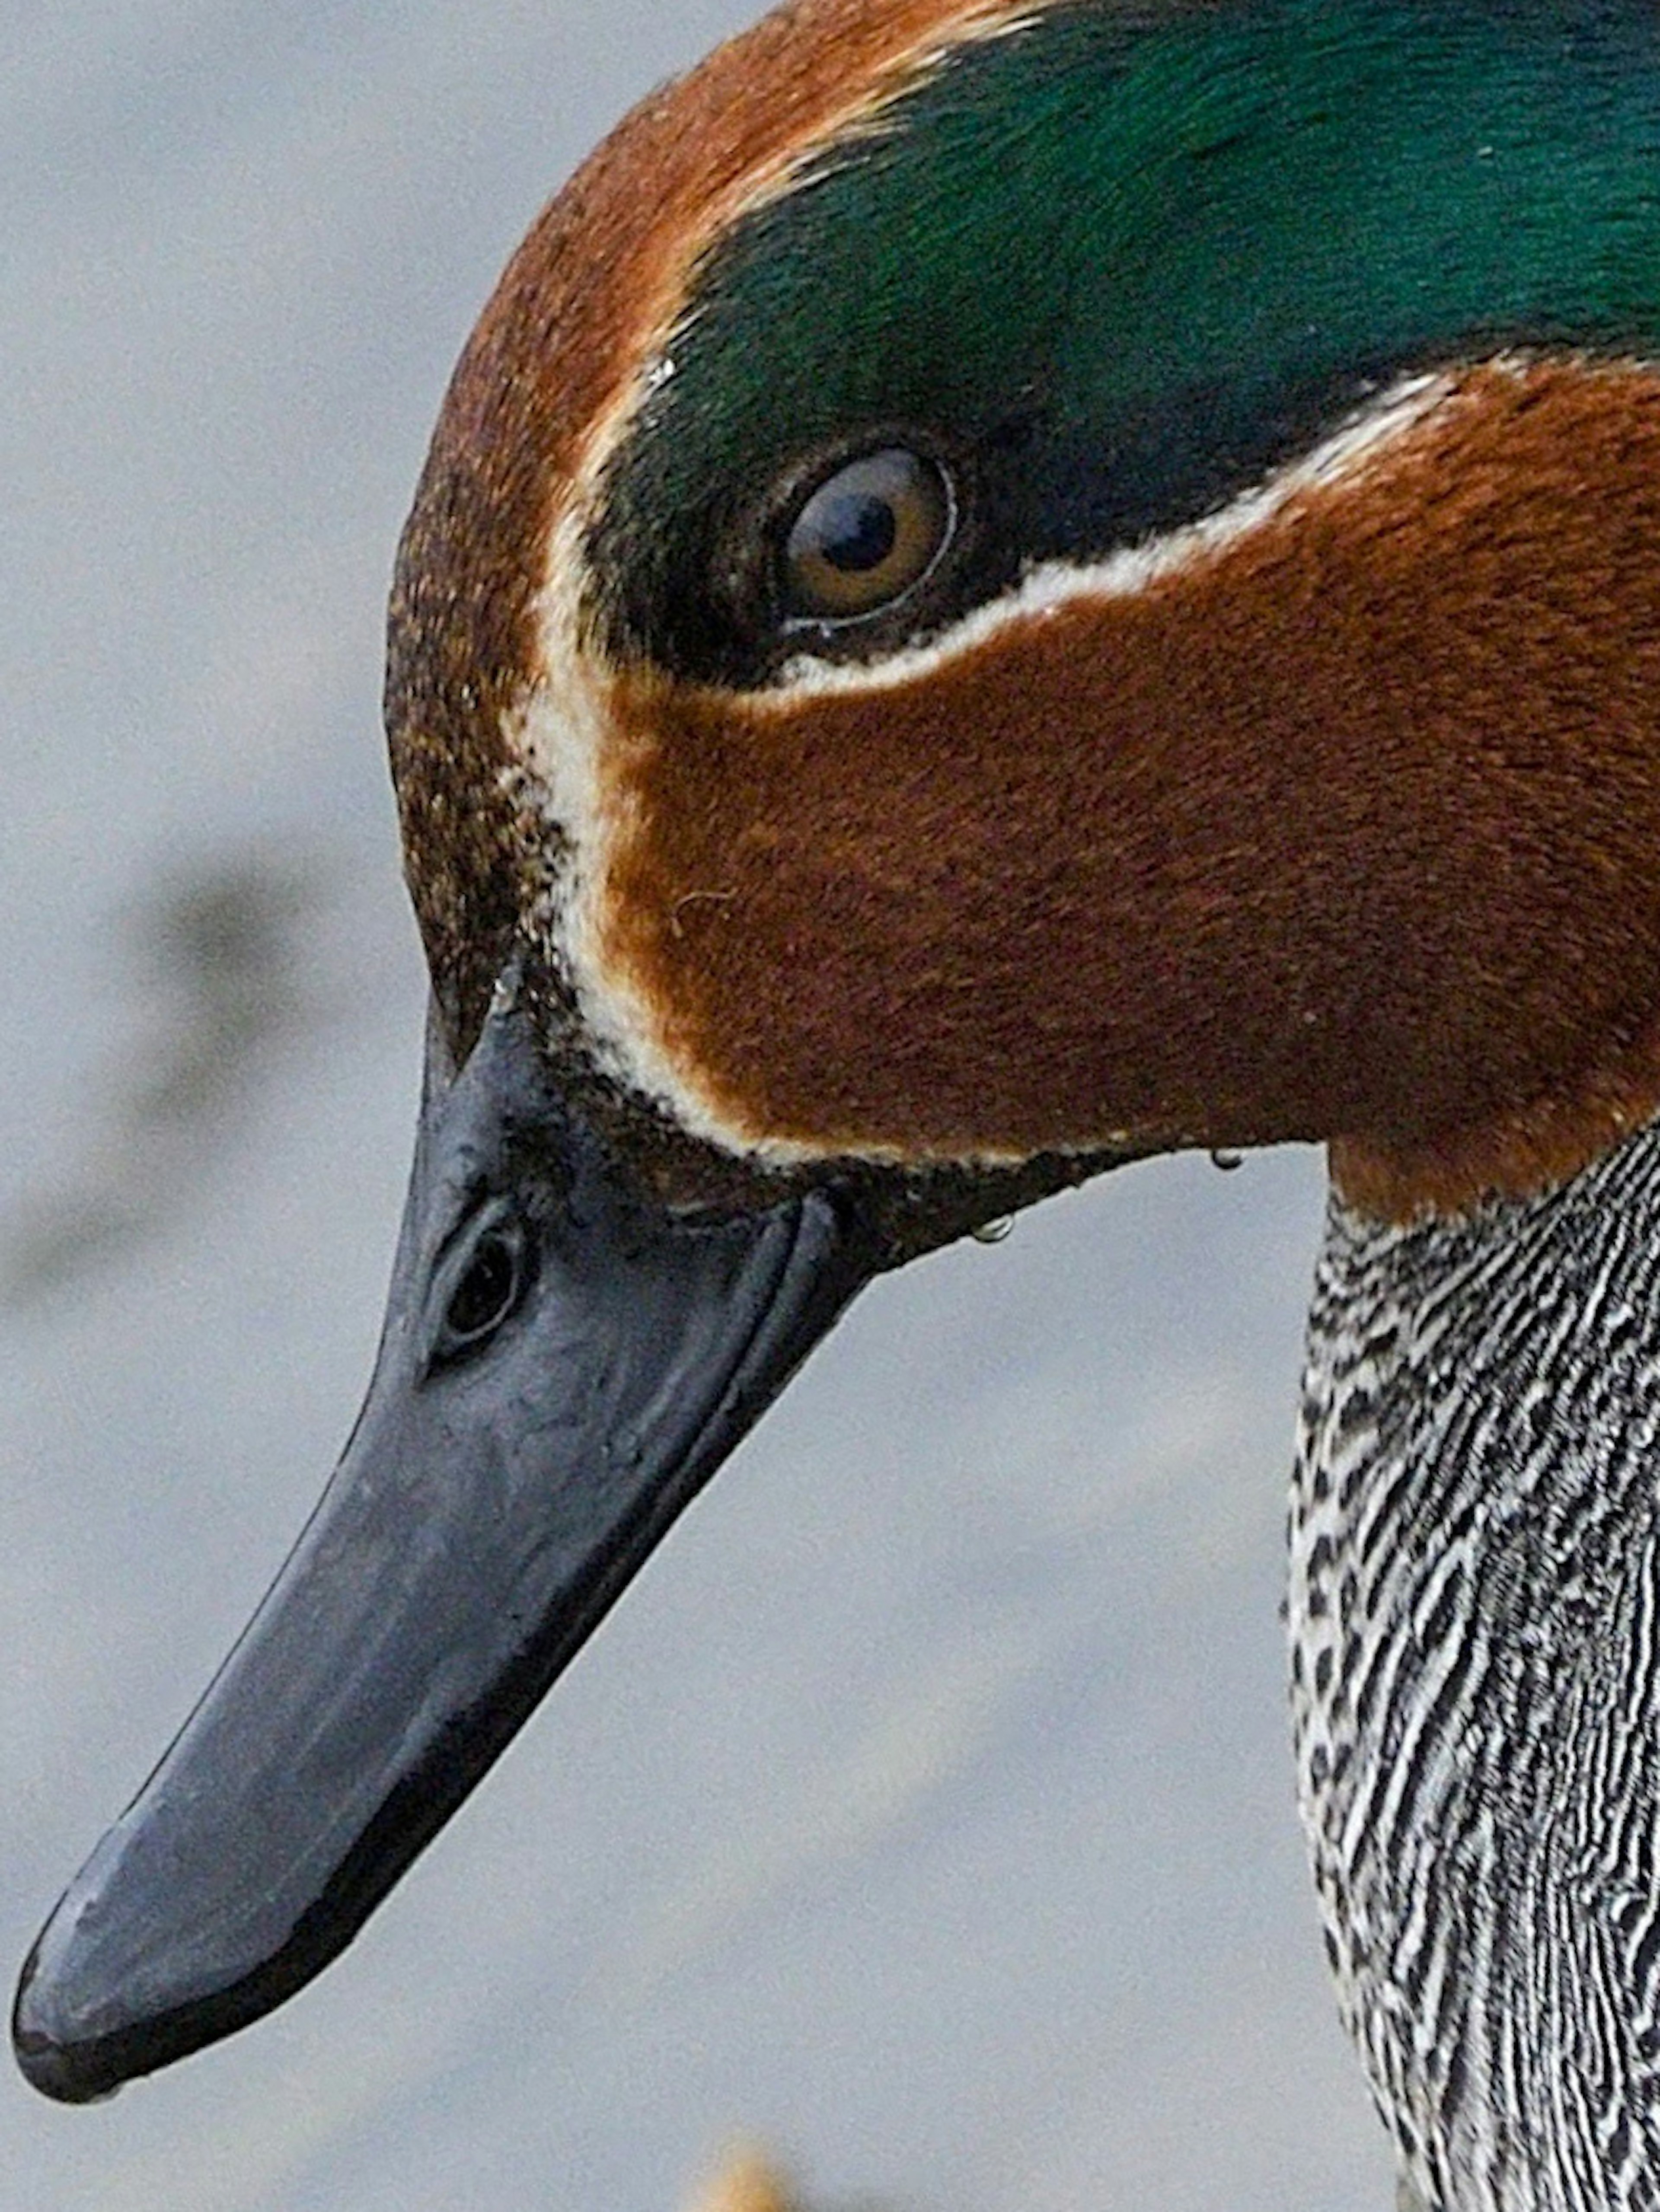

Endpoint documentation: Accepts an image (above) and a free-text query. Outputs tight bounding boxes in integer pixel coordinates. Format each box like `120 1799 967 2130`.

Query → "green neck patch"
591 0 1660 684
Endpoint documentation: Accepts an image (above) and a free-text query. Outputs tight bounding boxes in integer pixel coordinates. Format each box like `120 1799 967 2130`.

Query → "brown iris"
780 446 953 623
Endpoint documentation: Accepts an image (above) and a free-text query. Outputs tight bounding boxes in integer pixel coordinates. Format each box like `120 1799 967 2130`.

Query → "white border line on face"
484 12 1070 1109
541 0 1064 659
766 368 1456 706
503 370 1463 1167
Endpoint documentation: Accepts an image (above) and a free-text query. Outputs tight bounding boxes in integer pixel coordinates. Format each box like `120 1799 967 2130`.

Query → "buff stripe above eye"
584 0 1660 688
60 8 1660 2198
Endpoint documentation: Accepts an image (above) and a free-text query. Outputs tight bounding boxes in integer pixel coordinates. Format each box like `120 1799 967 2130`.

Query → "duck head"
20 0 1660 2102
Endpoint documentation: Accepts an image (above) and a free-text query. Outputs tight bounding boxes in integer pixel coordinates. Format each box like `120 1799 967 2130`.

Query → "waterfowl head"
20 0 1660 2101
395 0 1660 1223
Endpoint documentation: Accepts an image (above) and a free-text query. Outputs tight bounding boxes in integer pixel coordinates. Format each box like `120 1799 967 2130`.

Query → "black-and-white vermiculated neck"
1294 1123 1660 2212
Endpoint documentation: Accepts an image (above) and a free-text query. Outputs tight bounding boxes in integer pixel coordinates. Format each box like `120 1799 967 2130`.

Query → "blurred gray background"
3 6 1392 2207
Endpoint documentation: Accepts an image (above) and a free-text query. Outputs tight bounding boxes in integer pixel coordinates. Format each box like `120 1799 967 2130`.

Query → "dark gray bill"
13 973 881 2102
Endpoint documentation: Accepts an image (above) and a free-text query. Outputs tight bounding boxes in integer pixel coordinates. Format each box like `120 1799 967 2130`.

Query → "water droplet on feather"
971 1216 1014 1244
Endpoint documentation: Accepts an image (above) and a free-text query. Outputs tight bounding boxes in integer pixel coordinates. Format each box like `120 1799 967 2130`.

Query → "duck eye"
781 447 953 624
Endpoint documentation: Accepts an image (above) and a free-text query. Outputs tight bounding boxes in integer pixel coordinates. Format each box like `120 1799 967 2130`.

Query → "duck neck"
1293 1122 1660 2211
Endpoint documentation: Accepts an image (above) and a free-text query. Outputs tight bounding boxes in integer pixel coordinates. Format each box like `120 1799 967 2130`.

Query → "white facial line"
769 370 1456 705
566 0 1058 567
726 1 1054 212
510 521 786 1152
505 371 1464 1168
506 509 628 1037
510 528 1014 1163
500 0 1059 1162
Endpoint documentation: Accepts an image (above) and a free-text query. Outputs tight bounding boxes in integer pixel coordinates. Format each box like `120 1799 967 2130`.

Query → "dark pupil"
818 491 897 574
447 1230 517 1339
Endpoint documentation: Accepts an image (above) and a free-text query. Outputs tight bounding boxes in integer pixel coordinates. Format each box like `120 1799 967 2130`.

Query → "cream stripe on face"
506 370 1468 1166
769 370 1454 704
551 0 1059 593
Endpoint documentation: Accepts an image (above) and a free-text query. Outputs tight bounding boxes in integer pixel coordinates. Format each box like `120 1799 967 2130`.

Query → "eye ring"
778 445 957 628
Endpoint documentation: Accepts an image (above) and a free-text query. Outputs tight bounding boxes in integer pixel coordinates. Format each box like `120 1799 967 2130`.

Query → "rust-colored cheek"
385 0 1002 1059
598 363 1660 1210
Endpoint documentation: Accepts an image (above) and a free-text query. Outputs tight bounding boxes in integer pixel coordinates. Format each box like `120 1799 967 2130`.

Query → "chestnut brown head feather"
384 0 1028 1057
388 0 1660 1221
